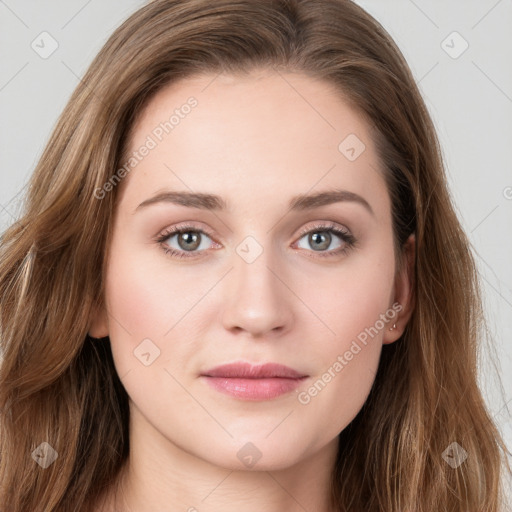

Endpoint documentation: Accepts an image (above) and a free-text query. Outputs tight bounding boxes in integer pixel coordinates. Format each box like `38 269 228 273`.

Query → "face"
90 68 413 471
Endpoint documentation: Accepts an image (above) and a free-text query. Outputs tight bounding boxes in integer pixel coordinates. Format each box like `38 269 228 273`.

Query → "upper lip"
201 362 308 379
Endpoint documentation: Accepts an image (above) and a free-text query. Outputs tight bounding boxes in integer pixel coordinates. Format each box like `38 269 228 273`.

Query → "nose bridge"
235 234 275 289
221 233 292 335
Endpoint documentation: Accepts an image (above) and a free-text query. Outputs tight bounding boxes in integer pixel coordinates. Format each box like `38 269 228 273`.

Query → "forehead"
117 69 388 215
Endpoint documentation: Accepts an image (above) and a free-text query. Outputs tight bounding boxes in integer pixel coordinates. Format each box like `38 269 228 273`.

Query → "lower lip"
201 376 307 400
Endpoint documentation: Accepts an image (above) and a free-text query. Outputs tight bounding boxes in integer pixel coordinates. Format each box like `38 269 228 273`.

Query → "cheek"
296 337 381 442
292 250 395 430
331 258 395 370
335 263 395 338
103 233 215 377
297 249 396 344
102 233 179 380
104 233 201 339
105 250 167 340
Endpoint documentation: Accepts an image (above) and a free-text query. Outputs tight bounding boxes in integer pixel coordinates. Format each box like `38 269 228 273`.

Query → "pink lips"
200 362 308 400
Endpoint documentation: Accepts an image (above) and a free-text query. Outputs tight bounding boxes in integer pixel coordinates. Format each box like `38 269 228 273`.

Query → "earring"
389 323 397 331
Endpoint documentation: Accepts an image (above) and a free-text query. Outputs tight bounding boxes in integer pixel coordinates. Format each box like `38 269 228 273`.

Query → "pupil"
310 231 330 251
180 231 200 250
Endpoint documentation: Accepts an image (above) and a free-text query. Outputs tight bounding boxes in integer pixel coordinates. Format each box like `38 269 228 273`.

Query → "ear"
88 298 109 339
383 233 415 344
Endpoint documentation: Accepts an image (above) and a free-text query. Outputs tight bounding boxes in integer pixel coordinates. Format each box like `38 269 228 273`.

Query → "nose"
221 240 294 338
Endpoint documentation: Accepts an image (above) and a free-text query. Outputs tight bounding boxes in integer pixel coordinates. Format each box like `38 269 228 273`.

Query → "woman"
0 0 510 510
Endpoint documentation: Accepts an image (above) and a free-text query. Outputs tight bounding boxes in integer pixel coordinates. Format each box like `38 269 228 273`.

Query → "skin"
89 68 414 512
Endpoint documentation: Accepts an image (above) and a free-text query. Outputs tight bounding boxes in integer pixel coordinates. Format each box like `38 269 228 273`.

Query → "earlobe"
383 233 415 344
88 300 109 339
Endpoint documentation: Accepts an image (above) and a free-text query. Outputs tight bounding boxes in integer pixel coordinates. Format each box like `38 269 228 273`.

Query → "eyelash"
154 221 357 260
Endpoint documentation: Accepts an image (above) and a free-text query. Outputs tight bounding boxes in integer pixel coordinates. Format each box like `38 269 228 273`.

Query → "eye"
155 223 219 260
155 221 357 260
293 221 357 258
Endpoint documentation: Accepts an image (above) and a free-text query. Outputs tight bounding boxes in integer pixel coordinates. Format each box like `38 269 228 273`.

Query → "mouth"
200 361 309 401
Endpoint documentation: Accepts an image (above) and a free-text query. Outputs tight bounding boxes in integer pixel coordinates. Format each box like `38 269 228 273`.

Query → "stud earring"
389 323 397 331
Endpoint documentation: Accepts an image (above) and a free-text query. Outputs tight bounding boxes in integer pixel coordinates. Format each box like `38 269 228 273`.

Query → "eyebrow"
134 188 374 216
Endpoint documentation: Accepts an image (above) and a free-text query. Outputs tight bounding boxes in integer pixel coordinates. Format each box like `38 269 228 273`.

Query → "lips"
200 362 309 401
201 362 308 379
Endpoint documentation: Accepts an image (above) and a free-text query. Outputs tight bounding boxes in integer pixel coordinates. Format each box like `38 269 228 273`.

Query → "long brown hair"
0 1 510 510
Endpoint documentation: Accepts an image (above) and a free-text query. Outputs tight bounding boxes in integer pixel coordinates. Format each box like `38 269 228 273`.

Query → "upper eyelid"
156 222 215 241
156 221 353 249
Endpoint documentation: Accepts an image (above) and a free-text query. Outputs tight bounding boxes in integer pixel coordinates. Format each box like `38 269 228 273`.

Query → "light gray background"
1 0 511 482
